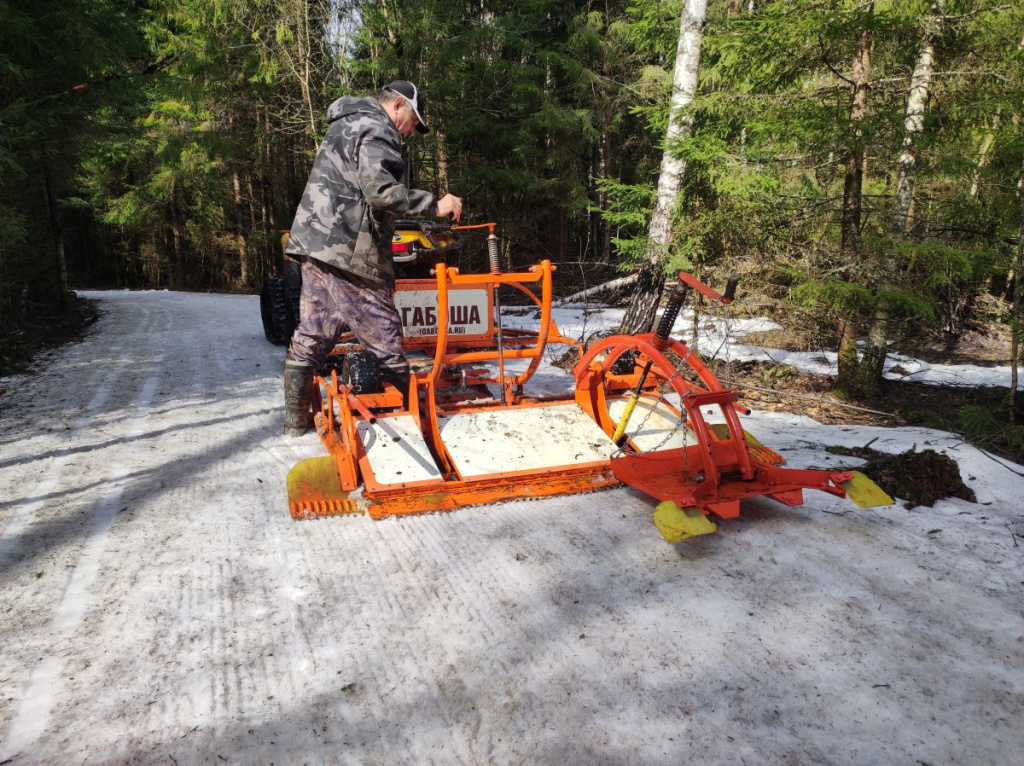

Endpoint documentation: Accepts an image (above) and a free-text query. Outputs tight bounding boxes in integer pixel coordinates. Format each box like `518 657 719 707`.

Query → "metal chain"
609 364 690 458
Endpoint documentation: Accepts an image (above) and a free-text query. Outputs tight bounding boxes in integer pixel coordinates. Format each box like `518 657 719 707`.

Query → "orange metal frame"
296 263 860 524
573 314 854 521
329 263 578 375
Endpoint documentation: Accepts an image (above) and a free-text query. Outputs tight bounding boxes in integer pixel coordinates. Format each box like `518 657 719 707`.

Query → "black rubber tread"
260 283 276 343
282 259 303 290
317 356 345 379
260 276 291 345
610 350 639 376
282 260 302 341
342 350 384 394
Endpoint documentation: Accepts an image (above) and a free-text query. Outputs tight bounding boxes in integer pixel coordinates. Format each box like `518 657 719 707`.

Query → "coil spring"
487 233 500 274
656 283 688 341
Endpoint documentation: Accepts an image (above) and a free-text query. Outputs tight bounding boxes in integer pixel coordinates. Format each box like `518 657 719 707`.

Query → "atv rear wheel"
342 350 384 394
260 276 298 345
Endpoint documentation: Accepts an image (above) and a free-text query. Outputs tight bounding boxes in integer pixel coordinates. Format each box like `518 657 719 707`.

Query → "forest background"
1 0 1023 431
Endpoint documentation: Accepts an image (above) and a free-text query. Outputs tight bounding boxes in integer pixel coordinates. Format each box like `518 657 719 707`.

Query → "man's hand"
436 194 463 222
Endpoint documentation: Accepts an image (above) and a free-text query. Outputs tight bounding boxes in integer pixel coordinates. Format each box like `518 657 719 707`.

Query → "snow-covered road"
1 290 1022 765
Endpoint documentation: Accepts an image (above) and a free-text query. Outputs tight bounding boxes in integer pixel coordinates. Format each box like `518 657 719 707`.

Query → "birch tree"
849 1 946 397
890 0 945 234
838 8 873 260
619 0 709 335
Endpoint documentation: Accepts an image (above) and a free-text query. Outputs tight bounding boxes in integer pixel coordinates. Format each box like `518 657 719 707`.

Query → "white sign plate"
394 288 489 338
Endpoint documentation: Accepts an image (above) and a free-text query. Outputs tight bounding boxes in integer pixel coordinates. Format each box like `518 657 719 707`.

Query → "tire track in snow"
393 526 492 763
408 511 510 624
0 302 152 569
244 514 429 756
143 427 322 747
0 300 170 763
114 293 287 752
418 496 632 763
314 514 499 763
338 520 444 760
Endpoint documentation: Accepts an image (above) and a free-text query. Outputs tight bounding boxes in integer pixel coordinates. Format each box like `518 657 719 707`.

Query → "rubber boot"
284 359 315 437
380 367 411 410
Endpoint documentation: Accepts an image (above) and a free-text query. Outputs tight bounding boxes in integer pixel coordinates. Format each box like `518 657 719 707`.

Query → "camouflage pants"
286 257 408 373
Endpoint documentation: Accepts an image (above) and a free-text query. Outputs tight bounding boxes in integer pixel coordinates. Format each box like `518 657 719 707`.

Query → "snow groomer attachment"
286 224 892 542
574 272 892 541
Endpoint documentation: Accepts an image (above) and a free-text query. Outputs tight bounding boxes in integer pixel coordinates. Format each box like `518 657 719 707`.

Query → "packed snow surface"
1 290 1022 765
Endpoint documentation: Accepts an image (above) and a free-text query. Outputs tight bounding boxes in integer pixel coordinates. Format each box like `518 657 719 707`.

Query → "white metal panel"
358 415 442 485
441 403 614 478
607 397 691 452
395 288 489 338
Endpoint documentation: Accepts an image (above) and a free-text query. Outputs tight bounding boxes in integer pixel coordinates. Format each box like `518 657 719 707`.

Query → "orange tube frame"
574 334 753 487
430 260 561 389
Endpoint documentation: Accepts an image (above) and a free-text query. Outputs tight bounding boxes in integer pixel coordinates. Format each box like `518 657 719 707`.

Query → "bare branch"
0 55 178 121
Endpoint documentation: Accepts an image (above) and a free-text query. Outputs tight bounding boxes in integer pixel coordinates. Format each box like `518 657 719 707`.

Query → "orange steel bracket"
430 260 562 393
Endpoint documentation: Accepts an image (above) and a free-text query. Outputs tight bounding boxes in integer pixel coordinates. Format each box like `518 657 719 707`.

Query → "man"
283 80 462 436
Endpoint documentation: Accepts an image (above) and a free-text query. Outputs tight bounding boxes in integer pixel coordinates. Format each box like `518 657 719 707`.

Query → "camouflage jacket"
285 97 436 284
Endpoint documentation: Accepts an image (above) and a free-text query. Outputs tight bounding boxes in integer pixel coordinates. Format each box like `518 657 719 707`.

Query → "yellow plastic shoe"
839 470 893 509
287 456 363 518
654 501 717 543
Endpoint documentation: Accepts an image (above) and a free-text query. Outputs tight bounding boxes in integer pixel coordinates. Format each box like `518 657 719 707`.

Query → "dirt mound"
826 445 977 509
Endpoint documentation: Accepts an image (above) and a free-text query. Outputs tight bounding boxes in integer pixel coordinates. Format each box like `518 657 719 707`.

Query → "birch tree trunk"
855 1 942 396
228 113 250 288
246 171 261 281
170 188 184 289
263 107 279 232
378 0 400 48
970 110 1000 200
891 0 944 234
600 137 613 264
434 119 450 194
300 0 317 139
276 0 320 143
600 33 614 263
232 169 249 286
620 0 708 335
